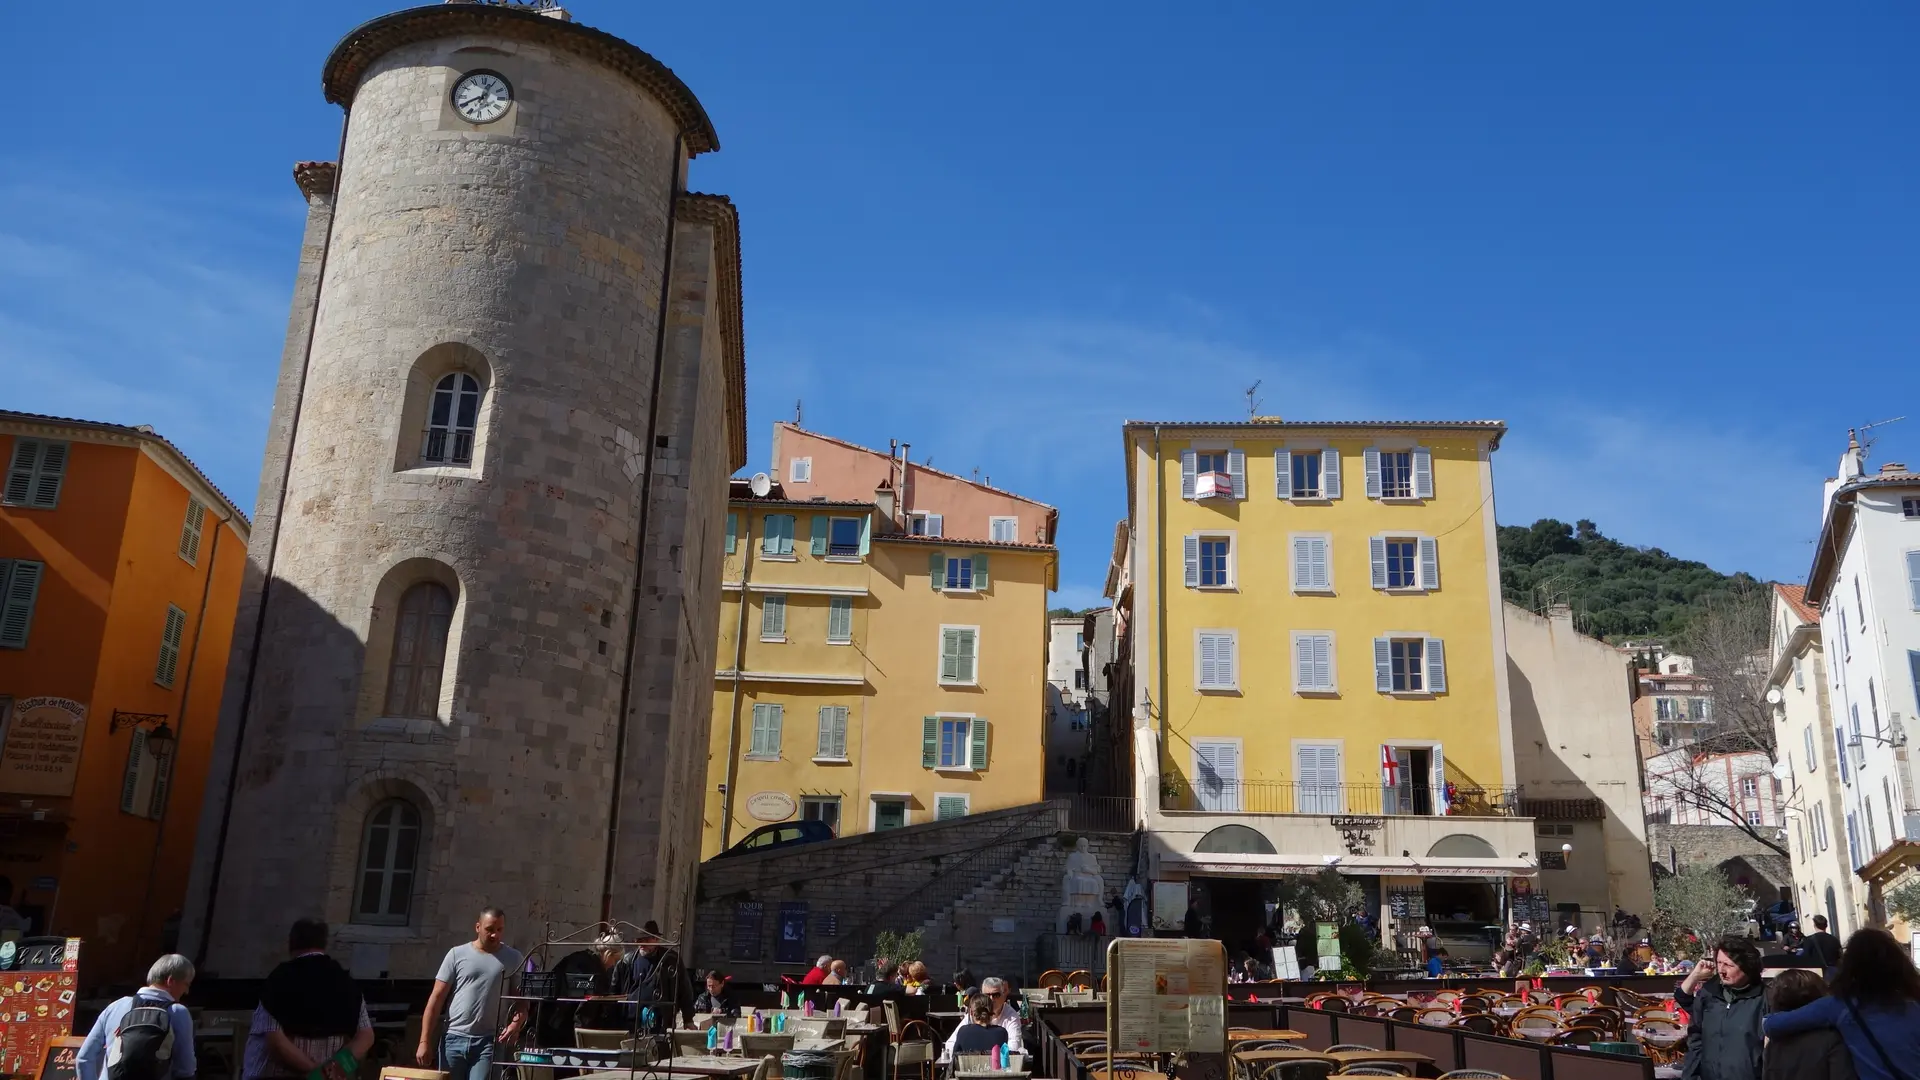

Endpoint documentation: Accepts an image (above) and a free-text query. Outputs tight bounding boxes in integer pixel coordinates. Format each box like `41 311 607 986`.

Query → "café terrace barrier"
1034 1002 1655 1080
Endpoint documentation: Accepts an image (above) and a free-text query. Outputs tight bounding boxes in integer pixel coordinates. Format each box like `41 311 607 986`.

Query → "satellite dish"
1771 761 1792 781
1765 688 1784 705
749 472 771 497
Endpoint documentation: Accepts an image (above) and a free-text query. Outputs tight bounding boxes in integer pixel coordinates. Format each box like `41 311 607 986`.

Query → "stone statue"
1059 837 1105 934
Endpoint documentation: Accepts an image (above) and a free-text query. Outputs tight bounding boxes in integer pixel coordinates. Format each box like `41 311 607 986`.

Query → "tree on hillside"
1498 519 1758 641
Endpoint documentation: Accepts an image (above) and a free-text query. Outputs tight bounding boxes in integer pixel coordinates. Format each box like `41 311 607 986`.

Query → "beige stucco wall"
1503 603 1655 917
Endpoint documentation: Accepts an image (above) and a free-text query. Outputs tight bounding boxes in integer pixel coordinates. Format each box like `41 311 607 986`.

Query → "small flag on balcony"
1381 745 1399 787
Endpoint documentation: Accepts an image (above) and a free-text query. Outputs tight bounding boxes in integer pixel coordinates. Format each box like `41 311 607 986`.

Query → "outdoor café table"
576 1058 762 1080
1226 1030 1307 1042
1322 1050 1435 1070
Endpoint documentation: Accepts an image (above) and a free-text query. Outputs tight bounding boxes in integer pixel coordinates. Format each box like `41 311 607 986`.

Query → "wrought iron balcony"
1160 778 1523 817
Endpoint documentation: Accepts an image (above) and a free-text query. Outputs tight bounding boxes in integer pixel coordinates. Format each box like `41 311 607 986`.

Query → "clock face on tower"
452 71 513 124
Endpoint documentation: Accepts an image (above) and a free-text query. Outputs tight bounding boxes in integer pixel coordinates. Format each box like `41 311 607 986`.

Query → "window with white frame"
1657 697 1677 721
422 373 482 464
815 705 849 760
760 595 787 641
1184 534 1235 589
801 796 841 836
1741 777 1759 797
909 511 943 537
1277 448 1342 500
1905 497 1920 519
1793 655 1804 690
761 514 796 556
748 703 782 758
1369 535 1442 592
1195 630 1238 691
1375 636 1446 694
1295 743 1342 814
1181 448 1245 500
930 551 989 592
935 793 971 821
1290 534 1332 592
925 715 988 770
1192 740 1241 812
939 626 978 685
1291 631 1336 693
1364 446 1432 500
1813 803 1828 850
1379 452 1413 498
178 498 207 566
989 516 1019 543
789 457 812 483
3 438 69 509
827 597 853 644
1907 551 1920 610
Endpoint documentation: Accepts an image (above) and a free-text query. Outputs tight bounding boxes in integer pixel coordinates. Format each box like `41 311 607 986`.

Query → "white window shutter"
1314 634 1334 692
1291 537 1309 591
1184 534 1200 588
1293 634 1313 692
1322 449 1342 499
817 707 836 757
1218 634 1236 688
1227 449 1246 499
1275 448 1290 499
833 707 849 758
1431 745 1448 812
1370 536 1388 590
1198 634 1217 687
1364 447 1382 499
762 595 786 638
1426 638 1448 694
1908 551 1920 610
1180 450 1198 499
1413 446 1434 499
1374 638 1393 693
926 513 943 538
1419 537 1440 590
1309 537 1330 590
1216 741 1239 784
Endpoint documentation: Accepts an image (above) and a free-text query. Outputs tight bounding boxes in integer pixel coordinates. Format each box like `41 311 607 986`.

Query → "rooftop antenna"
1244 380 1263 420
794 399 804 427
1857 416 1907 463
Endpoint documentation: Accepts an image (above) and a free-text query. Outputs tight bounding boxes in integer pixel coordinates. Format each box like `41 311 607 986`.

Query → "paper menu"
1109 938 1227 1054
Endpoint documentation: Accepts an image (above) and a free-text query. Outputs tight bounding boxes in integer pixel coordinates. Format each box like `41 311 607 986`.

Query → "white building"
1045 614 1093 793
1804 436 1920 927
1767 583 1862 934
1644 747 1784 830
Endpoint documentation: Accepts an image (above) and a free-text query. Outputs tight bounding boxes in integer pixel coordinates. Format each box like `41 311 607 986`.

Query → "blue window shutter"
810 515 829 556
930 551 945 590
779 515 795 554
1370 536 1388 590
1184 535 1200 588
1419 537 1440 590
725 512 737 555
1180 451 1197 499
923 716 939 768
1322 450 1342 499
1413 446 1434 499
1364 448 1382 499
1426 638 1448 694
973 552 990 590
1374 638 1393 693
1227 449 1247 499
0 560 43 649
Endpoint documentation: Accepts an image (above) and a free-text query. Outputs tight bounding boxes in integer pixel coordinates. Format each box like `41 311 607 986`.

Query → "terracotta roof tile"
0 409 249 527
1774 582 1819 626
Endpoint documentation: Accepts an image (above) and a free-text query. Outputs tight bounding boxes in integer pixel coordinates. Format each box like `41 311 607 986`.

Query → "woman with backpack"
1764 928 1920 1080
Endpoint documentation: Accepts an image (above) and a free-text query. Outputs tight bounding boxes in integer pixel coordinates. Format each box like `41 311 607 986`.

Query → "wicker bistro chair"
893 1040 936 1080
1414 1008 1456 1027
1385 1007 1418 1024
1091 1067 1166 1080
1635 1019 1687 1066
1325 1046 1381 1054
1259 1061 1336 1080
1038 970 1069 989
1557 997 1594 1016
1068 970 1096 989
1436 1072 1512 1080
1508 1013 1560 1042
1336 1067 1412 1077
1552 1027 1607 1048
1451 1014 1499 1035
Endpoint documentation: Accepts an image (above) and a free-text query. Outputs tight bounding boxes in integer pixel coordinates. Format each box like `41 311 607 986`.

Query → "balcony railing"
1160 779 1523 817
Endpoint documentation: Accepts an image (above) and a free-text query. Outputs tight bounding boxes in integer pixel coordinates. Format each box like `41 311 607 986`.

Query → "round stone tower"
183 1 746 975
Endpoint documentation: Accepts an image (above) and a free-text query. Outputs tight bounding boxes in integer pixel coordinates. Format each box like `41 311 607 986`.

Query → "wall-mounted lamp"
109 710 173 756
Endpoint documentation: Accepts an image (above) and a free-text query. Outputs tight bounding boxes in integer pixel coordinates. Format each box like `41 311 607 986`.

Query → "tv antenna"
1857 416 1906 462
1244 380 1263 419
794 399 804 427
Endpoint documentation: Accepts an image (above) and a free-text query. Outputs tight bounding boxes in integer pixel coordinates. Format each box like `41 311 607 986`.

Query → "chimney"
1881 462 1908 474
874 479 896 531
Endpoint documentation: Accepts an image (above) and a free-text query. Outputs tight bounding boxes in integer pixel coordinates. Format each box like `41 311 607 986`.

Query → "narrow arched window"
384 582 453 718
354 799 421 924
422 373 482 464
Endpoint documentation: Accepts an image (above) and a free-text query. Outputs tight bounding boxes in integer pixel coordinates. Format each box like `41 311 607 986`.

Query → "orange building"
0 411 247 985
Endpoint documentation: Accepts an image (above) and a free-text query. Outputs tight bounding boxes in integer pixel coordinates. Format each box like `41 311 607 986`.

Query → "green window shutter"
970 718 989 770
761 516 779 555
155 605 187 687
810 515 829 556
929 551 945 590
121 729 148 814
923 715 939 768
780 515 796 554
828 597 853 642
941 629 961 682
858 514 872 557
958 629 977 683
725 513 737 555
973 552 990 590
178 498 207 565
0 560 44 649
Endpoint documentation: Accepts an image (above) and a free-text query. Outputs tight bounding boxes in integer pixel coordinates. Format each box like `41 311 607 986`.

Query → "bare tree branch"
1646 748 1789 858
1680 583 1776 760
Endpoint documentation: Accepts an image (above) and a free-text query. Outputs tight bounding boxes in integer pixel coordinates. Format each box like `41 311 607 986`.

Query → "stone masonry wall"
919 833 1135 983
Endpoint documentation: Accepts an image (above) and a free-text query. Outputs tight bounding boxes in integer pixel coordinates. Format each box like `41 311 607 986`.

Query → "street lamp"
109 710 174 756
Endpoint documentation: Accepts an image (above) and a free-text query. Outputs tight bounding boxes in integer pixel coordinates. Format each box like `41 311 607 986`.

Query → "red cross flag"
1381 745 1399 787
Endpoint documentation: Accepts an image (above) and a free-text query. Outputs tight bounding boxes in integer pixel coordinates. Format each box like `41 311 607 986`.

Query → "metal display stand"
490 921 691 1080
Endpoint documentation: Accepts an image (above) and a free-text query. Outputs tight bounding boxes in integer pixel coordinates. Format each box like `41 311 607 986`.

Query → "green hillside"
1498 519 1760 641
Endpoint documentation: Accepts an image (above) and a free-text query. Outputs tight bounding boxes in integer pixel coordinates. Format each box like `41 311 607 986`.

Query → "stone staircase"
916 833 1135 982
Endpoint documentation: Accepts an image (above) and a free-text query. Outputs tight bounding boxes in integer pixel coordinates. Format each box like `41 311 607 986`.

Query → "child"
1762 968 1855 1080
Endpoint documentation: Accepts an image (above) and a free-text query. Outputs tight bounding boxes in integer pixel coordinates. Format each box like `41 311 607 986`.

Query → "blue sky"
6 2 1916 610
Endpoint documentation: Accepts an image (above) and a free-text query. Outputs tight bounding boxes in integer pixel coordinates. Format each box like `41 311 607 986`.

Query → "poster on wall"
0 699 88 797
0 937 83 1075
730 902 764 962
1149 881 1188 931
774 901 808 966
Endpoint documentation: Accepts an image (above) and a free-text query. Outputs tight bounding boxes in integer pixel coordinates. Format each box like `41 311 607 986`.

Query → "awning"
1858 839 1920 885
1162 852 1536 879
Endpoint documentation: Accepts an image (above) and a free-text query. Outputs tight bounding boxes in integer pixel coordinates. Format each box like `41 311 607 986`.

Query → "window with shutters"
748 703 783 758
989 516 1019 543
177 497 207 566
1375 635 1447 695
0 559 46 649
930 715 988 771
909 512 943 537
1291 632 1336 694
935 794 971 821
945 557 974 590
1379 451 1414 498
1906 497 1920 519
761 595 788 641
353 798 422 925
1370 534 1440 592
761 515 797 557
1365 445 1433 501
1191 739 1241 812
1295 743 1342 814
1182 448 1245 501
1385 539 1417 589
421 373 482 465
801 796 841 836
1389 639 1423 692
1804 726 1817 773
1185 534 1233 589
939 626 979 685
827 517 862 558
873 798 909 830
1194 630 1238 691
1813 803 1828 850
154 604 188 688
725 513 738 555
4 438 69 509
1907 551 1920 610
790 457 812 483
827 597 853 644
1289 534 1332 593
119 727 174 820
938 718 970 769
814 705 850 761
383 582 453 718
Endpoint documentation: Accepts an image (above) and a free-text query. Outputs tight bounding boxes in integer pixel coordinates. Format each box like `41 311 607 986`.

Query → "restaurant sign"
0 699 88 797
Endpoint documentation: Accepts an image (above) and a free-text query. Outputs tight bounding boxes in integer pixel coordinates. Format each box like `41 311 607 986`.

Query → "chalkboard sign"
34 1035 83 1080
730 901 764 962
1387 889 1425 922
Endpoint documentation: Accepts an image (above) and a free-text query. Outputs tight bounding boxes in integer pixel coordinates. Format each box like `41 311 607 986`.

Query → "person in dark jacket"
1761 968 1854 1080
1796 915 1843 974
1765 928 1920 1080
692 971 738 1019
1676 936 1765 1080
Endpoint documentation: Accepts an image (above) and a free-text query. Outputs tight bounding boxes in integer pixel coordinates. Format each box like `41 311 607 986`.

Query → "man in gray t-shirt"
417 908 526 1080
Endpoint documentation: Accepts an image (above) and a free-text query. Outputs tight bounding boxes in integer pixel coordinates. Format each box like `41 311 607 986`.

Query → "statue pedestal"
1057 904 1104 934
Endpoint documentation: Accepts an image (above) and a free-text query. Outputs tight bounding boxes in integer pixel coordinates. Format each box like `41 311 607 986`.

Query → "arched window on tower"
354 798 421 924
385 582 453 718
422 373 482 464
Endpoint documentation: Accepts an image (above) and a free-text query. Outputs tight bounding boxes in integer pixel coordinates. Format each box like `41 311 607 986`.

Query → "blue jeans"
441 1031 495 1080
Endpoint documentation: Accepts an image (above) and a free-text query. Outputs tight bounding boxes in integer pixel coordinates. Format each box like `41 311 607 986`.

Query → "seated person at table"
942 977 1023 1062
945 996 1010 1061
866 959 907 1000
694 971 739 1020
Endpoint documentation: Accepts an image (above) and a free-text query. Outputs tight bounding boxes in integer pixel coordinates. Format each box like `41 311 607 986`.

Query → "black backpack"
106 999 175 1080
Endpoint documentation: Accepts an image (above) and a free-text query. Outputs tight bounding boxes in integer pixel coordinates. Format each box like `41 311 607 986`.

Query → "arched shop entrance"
1421 835 1504 958
1193 827 1277 951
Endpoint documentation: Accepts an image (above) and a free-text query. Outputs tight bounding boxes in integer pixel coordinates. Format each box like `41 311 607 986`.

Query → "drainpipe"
602 128 687 923
720 514 755 848
1153 426 1168 761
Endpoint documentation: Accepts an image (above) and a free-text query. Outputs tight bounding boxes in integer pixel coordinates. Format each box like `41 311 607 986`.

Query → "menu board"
0 699 88 796
1106 938 1226 1054
0 938 81 1075
1388 888 1426 922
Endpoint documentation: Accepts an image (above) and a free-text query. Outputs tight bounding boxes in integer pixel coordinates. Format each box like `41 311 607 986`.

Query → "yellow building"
702 450 1057 858
1117 419 1538 957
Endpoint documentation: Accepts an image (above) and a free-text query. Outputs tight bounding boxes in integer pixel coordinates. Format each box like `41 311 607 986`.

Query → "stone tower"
180 1 746 976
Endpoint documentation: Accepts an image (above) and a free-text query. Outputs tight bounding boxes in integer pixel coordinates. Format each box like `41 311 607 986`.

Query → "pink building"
768 422 1057 545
